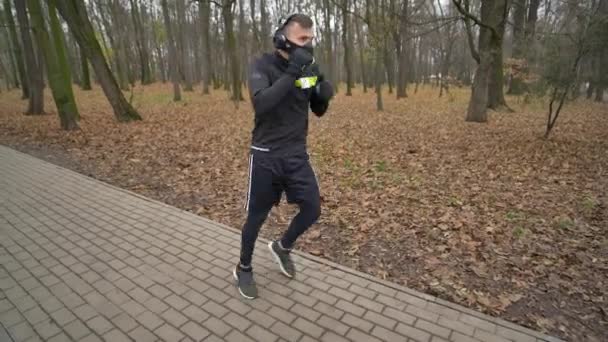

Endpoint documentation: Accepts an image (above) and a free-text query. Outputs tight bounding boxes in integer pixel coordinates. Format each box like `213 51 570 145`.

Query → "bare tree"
4 0 28 98
130 0 152 85
453 0 510 122
28 0 79 129
54 0 142 121
342 0 353 95
15 0 44 115
177 0 193 91
161 0 181 101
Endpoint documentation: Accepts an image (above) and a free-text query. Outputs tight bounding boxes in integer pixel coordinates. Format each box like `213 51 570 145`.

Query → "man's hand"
286 48 314 77
313 80 334 102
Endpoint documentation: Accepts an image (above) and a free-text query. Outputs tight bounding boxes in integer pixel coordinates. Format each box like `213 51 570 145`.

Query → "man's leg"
240 207 272 267
269 153 320 278
235 152 281 298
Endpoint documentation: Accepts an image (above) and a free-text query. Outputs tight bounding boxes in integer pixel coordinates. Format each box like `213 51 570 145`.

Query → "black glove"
314 80 334 102
286 47 314 77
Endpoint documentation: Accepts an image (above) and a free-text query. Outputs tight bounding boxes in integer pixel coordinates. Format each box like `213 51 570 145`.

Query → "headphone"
272 14 298 51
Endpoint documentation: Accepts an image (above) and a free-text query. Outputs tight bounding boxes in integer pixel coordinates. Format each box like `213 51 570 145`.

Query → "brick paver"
0 146 563 342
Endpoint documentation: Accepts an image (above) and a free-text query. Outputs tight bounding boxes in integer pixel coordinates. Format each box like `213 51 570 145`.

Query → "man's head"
273 14 314 57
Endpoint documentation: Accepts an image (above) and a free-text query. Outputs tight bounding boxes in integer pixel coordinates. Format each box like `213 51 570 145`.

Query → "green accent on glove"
295 76 319 89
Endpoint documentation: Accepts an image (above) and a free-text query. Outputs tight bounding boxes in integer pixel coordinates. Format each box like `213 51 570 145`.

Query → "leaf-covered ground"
1 84 606 341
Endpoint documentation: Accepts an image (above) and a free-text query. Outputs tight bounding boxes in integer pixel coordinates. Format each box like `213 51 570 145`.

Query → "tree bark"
191 9 202 83
396 0 409 98
487 0 510 110
80 47 92 90
238 0 247 87
464 0 495 122
507 0 526 94
593 0 607 102
28 0 80 130
524 0 541 67
0 54 10 91
342 0 353 95
96 0 128 90
4 0 28 98
221 0 242 101
323 0 335 88
152 7 167 83
130 0 152 85
260 0 270 52
15 0 44 115
511 0 526 58
177 0 193 91
161 0 181 101
249 0 259 53
55 0 141 121
199 0 211 94
352 0 367 92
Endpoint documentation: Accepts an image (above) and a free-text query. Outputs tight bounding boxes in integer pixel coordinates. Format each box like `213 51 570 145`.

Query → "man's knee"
301 198 321 223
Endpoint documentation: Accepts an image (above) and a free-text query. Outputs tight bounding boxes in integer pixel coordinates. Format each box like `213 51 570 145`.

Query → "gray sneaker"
233 265 257 299
269 241 295 278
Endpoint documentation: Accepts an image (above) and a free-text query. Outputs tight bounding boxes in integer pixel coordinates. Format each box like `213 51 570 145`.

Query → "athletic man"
234 13 334 299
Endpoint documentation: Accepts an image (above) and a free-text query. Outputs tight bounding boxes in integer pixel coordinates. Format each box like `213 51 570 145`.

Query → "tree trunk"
0 54 9 91
155 41 166 83
48 0 76 98
4 0 28 98
15 0 44 115
323 0 334 88
511 0 526 58
199 0 211 94
525 0 541 68
370 0 383 110
353 0 367 93
177 0 193 91
28 0 80 130
342 0 353 95
222 0 242 101
130 0 152 85
97 0 128 90
468 51 491 122
464 0 495 122
0 8 15 89
487 0 510 110
140 3 155 82
192 10 202 83
80 47 92 90
238 0 247 88
396 0 409 99
55 0 141 121
249 0 259 53
152 8 167 83
260 0 270 52
594 0 607 102
161 0 181 101
375 52 383 111
332 9 340 93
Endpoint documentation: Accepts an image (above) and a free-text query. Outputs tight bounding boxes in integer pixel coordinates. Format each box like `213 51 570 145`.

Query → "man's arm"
310 79 333 117
248 58 297 115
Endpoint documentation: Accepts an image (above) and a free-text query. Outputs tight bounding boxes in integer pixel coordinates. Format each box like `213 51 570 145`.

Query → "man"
234 13 334 299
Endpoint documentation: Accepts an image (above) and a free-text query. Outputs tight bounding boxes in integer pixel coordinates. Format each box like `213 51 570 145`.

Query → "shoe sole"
268 241 294 279
233 268 256 300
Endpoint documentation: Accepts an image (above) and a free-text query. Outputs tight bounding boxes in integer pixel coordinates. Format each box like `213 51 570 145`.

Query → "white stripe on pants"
244 154 254 211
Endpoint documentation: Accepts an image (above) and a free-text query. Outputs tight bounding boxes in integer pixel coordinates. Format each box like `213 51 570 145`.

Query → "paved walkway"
0 145 563 342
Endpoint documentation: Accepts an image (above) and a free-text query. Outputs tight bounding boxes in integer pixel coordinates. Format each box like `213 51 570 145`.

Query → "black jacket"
247 52 330 155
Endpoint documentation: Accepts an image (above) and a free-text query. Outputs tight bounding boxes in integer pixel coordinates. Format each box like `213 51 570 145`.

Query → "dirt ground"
1 84 606 341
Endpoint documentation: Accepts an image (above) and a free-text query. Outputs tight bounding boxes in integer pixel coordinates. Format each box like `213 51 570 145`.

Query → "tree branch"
452 0 498 37
192 0 223 8
328 0 458 27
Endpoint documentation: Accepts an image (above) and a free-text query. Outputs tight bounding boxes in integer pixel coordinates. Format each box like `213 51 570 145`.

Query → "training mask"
287 40 314 55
